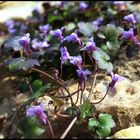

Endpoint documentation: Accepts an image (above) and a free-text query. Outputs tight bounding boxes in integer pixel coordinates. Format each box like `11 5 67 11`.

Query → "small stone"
110 126 140 138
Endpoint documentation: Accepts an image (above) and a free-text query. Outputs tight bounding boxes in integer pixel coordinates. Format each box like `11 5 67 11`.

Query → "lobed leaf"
78 22 98 36
6 57 40 72
98 113 116 128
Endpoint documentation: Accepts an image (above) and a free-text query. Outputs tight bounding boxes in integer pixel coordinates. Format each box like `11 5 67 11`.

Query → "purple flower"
124 14 136 24
77 69 91 86
69 55 83 70
60 47 70 64
113 1 126 11
92 17 103 26
32 39 49 50
5 20 16 33
26 103 47 124
131 36 140 49
121 28 134 39
64 32 81 44
81 37 96 53
5 20 14 29
50 27 64 40
18 33 30 52
109 72 126 88
39 24 50 34
79 2 88 11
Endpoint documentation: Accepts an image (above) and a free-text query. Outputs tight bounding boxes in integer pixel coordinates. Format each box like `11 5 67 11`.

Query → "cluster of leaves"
88 113 115 138
66 100 116 138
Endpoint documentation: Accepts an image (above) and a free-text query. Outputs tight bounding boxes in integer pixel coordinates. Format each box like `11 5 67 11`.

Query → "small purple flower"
92 18 103 26
131 36 140 49
77 69 91 86
64 32 81 44
5 20 14 29
18 33 30 51
121 28 134 39
69 55 83 70
113 1 126 11
124 14 136 24
32 39 49 50
5 20 16 33
79 2 88 11
26 103 47 124
39 24 50 34
60 47 70 64
81 37 96 53
50 27 64 40
109 72 126 88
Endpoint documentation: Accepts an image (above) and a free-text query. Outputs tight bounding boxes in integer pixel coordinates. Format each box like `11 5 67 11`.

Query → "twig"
90 86 110 104
88 72 97 99
46 115 55 138
25 77 33 95
88 62 98 99
31 68 74 106
60 116 77 139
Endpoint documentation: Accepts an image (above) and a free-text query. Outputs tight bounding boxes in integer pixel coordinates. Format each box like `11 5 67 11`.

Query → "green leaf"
106 41 120 50
66 106 80 117
88 118 100 130
98 25 123 42
65 22 76 31
31 84 51 99
97 33 106 39
79 100 96 119
78 22 98 36
98 113 116 128
6 57 40 72
96 126 111 138
32 79 43 92
18 117 45 139
92 48 113 73
3 35 23 51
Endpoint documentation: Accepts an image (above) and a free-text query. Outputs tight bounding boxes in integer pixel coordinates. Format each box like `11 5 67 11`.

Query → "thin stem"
88 53 94 65
20 49 23 57
88 72 97 99
53 106 70 118
25 77 33 95
80 90 83 104
90 86 110 104
60 61 63 79
74 84 80 105
46 115 55 138
60 116 77 139
31 68 74 106
47 89 80 99
88 61 98 99
80 81 85 104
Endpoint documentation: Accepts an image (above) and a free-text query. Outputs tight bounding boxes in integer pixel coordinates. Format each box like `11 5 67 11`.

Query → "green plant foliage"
32 79 43 92
96 126 111 138
78 22 98 36
79 100 96 119
6 57 40 71
31 83 51 99
92 48 113 73
98 113 116 128
97 25 123 57
88 118 100 132
88 113 116 138
66 106 80 117
3 35 23 51
18 117 45 139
